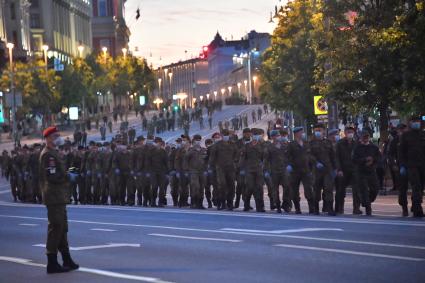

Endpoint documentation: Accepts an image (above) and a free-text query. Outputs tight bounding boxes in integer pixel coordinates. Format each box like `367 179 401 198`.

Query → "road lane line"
0 202 422 227
33 243 141 251
0 256 174 283
90 228 117 232
149 233 242 242
19 223 39 226
274 244 425 262
0 189 9 194
221 228 343 234
3 214 424 251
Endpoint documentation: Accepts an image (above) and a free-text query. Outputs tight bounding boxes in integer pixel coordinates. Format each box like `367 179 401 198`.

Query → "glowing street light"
78 45 84 58
122 47 127 58
206 93 210 100
213 91 218 100
237 82 242 95
200 95 204 101
153 97 163 110
228 86 232 96
42 45 49 70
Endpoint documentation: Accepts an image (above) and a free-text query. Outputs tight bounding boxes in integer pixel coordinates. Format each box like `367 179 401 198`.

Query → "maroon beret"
43 126 58 138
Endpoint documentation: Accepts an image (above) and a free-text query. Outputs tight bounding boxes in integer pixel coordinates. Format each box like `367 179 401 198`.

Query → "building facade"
92 0 130 57
207 30 270 103
29 0 92 62
0 0 32 67
154 58 209 109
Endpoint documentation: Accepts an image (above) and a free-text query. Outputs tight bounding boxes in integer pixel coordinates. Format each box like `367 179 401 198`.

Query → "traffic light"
173 105 180 112
200 46 209 59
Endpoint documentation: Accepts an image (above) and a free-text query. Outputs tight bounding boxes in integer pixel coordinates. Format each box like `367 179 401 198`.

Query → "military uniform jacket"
209 141 238 170
336 138 356 172
39 147 70 205
309 138 336 172
183 146 208 173
145 146 169 173
239 142 265 173
265 142 288 173
399 130 425 168
352 143 380 174
174 147 188 172
287 141 314 174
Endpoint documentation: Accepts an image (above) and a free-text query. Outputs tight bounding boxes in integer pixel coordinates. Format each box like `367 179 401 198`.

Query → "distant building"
29 0 93 62
0 0 32 67
92 0 130 57
154 58 209 109
207 30 270 103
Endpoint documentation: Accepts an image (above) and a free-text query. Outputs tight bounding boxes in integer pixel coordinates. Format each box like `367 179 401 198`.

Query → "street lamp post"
122 47 127 59
220 88 225 102
153 98 163 110
228 86 232 96
78 45 84 58
158 78 162 98
233 49 259 104
237 82 242 96
42 44 49 72
213 91 218 100
252 75 258 101
168 72 173 98
6 42 17 145
102 46 107 64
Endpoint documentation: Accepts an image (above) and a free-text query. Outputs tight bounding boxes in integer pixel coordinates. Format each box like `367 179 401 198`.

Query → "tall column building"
29 0 93 62
92 0 130 57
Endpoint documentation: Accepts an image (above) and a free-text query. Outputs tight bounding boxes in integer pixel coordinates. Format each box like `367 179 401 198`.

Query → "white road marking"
90 228 116 232
18 223 39 227
221 228 343 234
33 243 141 251
0 189 9 194
0 201 421 227
149 233 242 242
275 244 425 262
0 256 174 283
4 214 423 251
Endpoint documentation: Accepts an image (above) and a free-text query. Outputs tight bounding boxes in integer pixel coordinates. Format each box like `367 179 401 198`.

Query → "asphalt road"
0 177 424 283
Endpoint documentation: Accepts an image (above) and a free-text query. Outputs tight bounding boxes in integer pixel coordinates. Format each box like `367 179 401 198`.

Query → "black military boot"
294 202 302 214
207 199 212 208
402 205 409 217
47 253 70 274
413 206 424 218
276 204 282 214
308 201 316 215
365 205 372 216
234 194 241 209
256 200 266 212
61 251 79 271
326 201 336 216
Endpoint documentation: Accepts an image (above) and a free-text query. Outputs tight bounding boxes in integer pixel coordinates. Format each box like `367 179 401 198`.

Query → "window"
98 0 108 17
10 3 16 20
30 14 41 28
30 0 39 7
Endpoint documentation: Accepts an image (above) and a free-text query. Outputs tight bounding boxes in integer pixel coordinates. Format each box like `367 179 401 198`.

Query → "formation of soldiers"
1 115 424 217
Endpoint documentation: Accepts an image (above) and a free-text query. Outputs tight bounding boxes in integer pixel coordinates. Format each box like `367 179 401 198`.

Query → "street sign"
69 107 79 120
0 103 4 123
54 58 64 71
139 95 146 106
5 92 23 107
314 95 328 115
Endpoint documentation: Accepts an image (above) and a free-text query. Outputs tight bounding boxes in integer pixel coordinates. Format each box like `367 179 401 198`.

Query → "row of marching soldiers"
2 116 424 217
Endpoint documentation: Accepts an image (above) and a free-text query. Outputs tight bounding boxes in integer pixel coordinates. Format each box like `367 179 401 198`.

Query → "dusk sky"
124 0 282 67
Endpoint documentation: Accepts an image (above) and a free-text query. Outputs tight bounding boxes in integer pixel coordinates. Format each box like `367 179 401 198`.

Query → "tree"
315 0 410 141
260 0 320 127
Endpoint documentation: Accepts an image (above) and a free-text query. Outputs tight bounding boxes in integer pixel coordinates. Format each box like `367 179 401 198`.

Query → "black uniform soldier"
239 128 266 212
39 126 79 273
310 124 337 215
209 129 238 210
265 130 291 213
399 116 425 217
335 126 360 214
352 130 380 216
390 124 409 216
287 127 316 214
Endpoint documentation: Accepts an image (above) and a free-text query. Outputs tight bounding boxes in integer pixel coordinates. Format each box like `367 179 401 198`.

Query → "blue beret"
293 127 304 134
270 130 280 137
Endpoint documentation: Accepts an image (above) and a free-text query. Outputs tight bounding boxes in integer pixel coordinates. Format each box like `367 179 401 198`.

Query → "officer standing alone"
39 126 79 273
